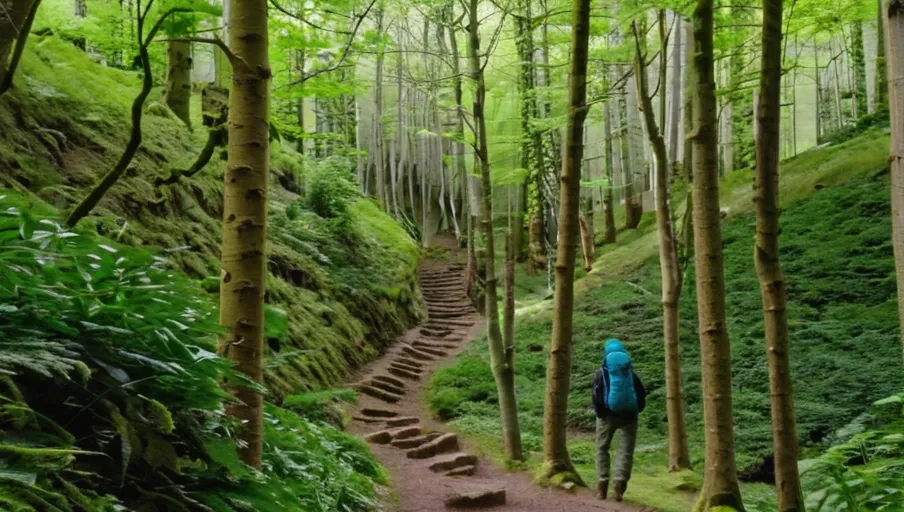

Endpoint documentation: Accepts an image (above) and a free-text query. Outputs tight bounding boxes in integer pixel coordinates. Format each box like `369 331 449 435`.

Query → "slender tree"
690 0 744 508
886 0 904 365
466 0 523 461
540 0 590 485
880 0 890 108
218 0 270 469
0 0 41 96
602 96 617 244
755 0 805 506
632 20 691 472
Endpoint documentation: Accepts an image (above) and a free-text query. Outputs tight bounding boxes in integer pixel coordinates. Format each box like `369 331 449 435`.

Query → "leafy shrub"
303 156 359 225
0 192 387 511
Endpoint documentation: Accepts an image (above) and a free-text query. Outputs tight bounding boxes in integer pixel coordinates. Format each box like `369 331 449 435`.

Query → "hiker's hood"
602 339 626 365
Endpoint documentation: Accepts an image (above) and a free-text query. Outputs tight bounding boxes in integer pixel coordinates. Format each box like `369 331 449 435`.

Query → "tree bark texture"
755 0 805 508
880 0 890 108
690 0 744 508
218 0 270 469
467 0 523 462
668 13 683 176
162 40 193 127
0 0 40 96
578 212 593 272
885 0 904 368
632 21 691 472
853 21 868 118
603 99 617 244
540 0 590 485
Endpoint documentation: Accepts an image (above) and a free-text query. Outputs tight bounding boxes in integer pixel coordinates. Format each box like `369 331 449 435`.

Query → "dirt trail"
348 237 649 511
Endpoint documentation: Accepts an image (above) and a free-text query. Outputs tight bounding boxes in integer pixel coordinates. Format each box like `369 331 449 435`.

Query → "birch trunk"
219 0 269 469
162 40 193 127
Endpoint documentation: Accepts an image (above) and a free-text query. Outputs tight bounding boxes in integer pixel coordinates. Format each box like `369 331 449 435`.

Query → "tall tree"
690 0 744 507
755 0 805 506
0 0 41 96
886 0 904 366
632 20 691 472
852 21 868 118
540 0 590 485
879 0 890 108
602 95 617 244
466 0 523 461
218 0 270 469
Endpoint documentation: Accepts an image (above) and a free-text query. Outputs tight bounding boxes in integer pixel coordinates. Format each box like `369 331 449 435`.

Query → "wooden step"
443 489 506 508
389 425 422 440
357 383 403 403
402 345 437 362
361 408 398 418
385 416 420 427
372 374 405 389
391 432 442 449
388 366 421 380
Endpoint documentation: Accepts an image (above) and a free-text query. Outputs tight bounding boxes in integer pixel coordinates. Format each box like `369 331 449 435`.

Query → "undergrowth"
0 191 386 511
0 36 424 399
428 136 903 510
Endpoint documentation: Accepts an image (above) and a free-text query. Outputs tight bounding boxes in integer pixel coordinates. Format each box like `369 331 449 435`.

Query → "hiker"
591 339 646 502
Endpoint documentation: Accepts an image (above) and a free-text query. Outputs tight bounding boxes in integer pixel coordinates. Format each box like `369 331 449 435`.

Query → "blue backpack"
592 339 640 417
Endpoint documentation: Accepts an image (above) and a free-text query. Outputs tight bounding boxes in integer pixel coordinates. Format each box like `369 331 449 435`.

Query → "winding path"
348 238 649 511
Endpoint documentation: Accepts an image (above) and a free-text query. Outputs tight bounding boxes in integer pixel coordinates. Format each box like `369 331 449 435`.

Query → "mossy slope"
0 36 424 398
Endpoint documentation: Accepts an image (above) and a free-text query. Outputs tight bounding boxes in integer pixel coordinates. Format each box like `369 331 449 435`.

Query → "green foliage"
303 156 360 224
0 191 388 511
282 389 358 427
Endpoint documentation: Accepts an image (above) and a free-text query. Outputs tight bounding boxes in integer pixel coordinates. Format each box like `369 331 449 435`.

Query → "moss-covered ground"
426 129 902 510
0 36 424 400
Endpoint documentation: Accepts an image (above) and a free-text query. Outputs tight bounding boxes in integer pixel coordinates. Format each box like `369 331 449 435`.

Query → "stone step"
393 357 424 370
388 366 421 381
420 328 453 338
446 465 477 477
427 318 475 328
357 383 403 403
352 416 385 424
385 416 420 427
361 408 398 418
414 340 458 350
372 374 405 389
390 425 423 440
410 344 447 357
428 453 478 473
406 432 459 459
443 489 506 508
430 310 472 319
391 432 442 449
402 345 437 362
364 430 393 444
361 378 405 396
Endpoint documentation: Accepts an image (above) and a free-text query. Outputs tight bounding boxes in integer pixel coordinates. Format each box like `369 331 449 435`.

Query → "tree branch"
157 36 246 70
269 0 352 34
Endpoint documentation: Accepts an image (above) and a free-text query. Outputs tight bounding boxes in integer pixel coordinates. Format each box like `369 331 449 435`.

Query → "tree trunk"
831 38 844 130
218 0 269 470
162 40 193 127
504 230 516 373
669 12 683 176
853 22 868 118
756 0 805 507
578 212 594 272
0 0 40 96
879 0 890 108
374 7 387 210
885 0 904 368
540 0 590 486
815 46 823 141
467 0 523 461
690 0 744 508
632 21 691 472
603 98 617 244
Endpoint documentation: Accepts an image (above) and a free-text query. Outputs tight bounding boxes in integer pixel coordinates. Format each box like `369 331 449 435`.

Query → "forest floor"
347 234 651 511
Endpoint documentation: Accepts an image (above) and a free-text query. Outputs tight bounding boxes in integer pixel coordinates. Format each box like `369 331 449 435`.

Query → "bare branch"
157 36 247 70
269 0 352 34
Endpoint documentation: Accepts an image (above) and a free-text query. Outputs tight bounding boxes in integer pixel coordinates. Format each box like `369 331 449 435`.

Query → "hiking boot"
596 479 608 500
612 480 627 502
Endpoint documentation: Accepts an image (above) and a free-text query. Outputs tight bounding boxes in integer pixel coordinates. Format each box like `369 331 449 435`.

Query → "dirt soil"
347 236 651 512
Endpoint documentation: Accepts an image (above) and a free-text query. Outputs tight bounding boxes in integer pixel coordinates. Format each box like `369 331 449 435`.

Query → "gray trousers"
595 414 638 483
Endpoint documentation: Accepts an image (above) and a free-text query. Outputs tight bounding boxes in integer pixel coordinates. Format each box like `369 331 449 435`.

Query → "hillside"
426 129 903 510
0 36 425 398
